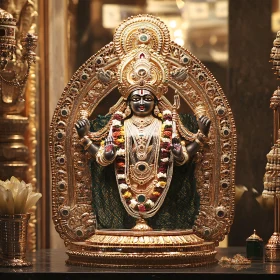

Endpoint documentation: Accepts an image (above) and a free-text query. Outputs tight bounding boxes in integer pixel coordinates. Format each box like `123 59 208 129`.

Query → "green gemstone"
62 210 68 216
61 109 68 116
139 34 148 42
137 194 146 203
59 183 65 190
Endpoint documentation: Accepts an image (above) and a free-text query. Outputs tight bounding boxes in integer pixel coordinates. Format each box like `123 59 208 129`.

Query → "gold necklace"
126 117 157 160
125 119 161 191
130 115 154 128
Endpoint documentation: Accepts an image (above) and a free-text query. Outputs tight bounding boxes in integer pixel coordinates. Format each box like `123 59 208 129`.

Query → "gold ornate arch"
49 15 237 265
50 15 237 250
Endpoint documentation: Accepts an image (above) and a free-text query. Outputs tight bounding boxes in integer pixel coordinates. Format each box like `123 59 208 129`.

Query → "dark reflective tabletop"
0 247 279 279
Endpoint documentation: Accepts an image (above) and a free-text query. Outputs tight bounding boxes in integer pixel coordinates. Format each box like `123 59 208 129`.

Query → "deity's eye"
143 96 154 101
130 94 154 102
130 95 141 102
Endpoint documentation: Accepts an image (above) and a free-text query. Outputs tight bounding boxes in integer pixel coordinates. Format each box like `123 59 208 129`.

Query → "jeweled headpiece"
113 14 170 99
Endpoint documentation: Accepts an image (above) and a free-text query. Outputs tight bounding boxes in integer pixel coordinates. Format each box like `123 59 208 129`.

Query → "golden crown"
113 14 170 99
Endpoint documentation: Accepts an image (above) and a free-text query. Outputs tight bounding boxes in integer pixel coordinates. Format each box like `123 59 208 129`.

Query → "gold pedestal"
66 229 217 268
264 196 280 262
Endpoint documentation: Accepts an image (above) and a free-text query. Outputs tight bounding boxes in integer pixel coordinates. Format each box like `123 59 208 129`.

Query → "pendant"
130 161 155 185
136 136 148 160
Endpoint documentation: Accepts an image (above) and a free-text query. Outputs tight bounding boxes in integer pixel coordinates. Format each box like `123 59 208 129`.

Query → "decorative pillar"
263 31 280 262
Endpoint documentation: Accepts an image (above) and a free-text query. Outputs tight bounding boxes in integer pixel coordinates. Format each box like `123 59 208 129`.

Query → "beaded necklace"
111 110 173 218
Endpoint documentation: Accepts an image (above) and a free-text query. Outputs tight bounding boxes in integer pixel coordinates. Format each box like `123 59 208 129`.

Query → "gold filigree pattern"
113 14 170 59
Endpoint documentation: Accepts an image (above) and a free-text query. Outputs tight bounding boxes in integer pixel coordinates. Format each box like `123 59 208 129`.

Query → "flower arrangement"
112 109 173 214
0 176 42 215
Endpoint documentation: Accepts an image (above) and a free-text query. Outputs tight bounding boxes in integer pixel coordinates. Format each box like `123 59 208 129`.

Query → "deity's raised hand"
104 135 116 161
75 118 90 138
197 116 211 137
171 137 184 160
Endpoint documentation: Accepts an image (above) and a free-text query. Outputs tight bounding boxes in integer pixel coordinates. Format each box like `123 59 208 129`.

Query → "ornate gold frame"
50 15 237 267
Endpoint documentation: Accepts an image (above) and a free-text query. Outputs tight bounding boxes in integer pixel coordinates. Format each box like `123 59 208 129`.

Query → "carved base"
66 229 217 268
265 232 280 262
0 259 32 267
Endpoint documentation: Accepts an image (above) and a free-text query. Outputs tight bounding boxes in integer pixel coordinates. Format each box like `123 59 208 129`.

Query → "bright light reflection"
176 0 185 10
169 20 177 28
174 29 183 37
174 38 184 46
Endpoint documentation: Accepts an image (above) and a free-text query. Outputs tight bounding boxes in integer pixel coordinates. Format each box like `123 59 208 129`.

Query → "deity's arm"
172 115 211 165
79 136 99 156
96 136 116 166
76 118 117 165
172 139 189 166
186 115 211 157
75 118 99 156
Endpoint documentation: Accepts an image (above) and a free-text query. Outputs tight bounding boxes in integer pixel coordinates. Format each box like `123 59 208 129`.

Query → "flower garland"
110 110 173 215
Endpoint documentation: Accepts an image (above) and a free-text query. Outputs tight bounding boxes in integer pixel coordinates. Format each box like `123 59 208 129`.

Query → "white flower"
129 199 138 209
117 174 126 179
160 157 169 162
115 111 125 118
116 148 125 156
161 137 171 143
112 119 122 127
145 199 154 207
163 120 172 126
157 172 167 178
0 176 42 215
162 110 171 115
119 183 128 190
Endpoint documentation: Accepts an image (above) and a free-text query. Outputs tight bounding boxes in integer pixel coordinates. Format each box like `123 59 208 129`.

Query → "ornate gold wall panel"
0 0 39 251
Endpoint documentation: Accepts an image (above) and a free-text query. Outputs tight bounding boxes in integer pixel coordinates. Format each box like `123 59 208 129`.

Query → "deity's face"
129 89 155 117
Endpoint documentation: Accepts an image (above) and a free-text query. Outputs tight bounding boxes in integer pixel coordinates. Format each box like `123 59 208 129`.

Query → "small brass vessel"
0 213 32 267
